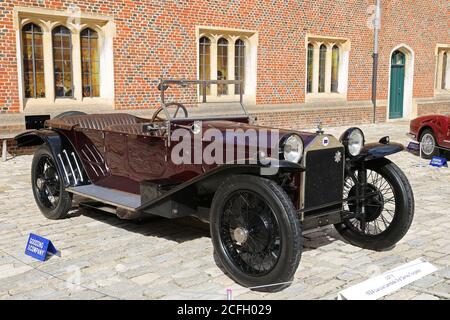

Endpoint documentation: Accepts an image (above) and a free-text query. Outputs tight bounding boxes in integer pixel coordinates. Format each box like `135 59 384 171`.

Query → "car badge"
334 151 342 163
322 137 330 147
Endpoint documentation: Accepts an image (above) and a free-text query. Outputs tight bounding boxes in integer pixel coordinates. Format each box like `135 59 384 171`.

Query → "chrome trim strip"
57 153 70 183
63 150 78 184
82 149 99 176
72 151 84 182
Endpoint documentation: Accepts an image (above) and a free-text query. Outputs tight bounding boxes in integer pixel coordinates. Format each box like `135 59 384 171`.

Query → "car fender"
354 142 404 162
15 130 87 187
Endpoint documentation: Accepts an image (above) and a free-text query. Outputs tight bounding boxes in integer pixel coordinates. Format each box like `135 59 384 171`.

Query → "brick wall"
0 1 448 116
254 105 387 130
417 101 450 116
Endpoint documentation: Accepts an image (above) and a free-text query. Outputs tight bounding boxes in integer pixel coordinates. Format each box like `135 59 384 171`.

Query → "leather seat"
46 113 140 130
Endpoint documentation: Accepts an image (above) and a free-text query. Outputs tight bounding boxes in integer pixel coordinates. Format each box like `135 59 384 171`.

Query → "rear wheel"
31 145 73 220
420 129 439 159
335 159 414 251
210 175 302 292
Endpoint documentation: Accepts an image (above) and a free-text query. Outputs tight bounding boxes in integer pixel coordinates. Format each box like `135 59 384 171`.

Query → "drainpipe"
371 0 381 123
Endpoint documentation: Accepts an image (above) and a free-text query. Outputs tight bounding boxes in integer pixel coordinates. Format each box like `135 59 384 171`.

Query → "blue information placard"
430 156 448 168
25 233 58 261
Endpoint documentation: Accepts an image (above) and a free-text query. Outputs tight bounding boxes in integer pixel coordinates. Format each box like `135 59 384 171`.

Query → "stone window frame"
305 35 350 102
14 7 116 112
197 26 258 105
435 44 450 94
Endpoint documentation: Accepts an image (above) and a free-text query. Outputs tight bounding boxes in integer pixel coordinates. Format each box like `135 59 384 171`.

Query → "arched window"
81 28 100 97
234 39 245 95
53 26 73 98
331 45 340 93
22 23 45 98
318 44 327 93
306 43 314 93
442 52 447 90
199 36 211 95
217 38 228 96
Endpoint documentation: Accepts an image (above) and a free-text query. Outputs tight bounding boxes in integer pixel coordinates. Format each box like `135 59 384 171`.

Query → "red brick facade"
0 1 449 122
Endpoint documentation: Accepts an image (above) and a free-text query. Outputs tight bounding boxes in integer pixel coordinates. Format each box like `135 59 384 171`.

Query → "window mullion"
31 29 37 98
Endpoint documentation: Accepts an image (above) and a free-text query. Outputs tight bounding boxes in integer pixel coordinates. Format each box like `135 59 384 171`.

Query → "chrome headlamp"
281 134 304 163
340 127 365 157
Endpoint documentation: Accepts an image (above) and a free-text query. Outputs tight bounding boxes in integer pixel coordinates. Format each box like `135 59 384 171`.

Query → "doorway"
389 50 406 119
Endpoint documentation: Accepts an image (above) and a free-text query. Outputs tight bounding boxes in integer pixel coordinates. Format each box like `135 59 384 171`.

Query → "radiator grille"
303 147 345 210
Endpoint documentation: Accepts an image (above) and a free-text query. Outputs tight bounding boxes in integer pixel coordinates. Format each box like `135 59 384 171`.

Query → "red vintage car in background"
409 114 450 158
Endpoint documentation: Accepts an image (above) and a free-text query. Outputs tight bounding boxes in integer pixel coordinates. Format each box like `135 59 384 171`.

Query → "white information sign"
338 258 438 300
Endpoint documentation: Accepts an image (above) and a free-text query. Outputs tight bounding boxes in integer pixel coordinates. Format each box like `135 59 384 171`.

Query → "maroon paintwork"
409 114 450 149
46 114 318 195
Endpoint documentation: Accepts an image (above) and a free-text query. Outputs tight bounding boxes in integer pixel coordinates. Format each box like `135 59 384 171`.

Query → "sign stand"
25 233 59 261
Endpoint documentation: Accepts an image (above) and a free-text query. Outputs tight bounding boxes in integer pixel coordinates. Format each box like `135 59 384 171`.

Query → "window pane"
53 26 73 98
234 39 245 94
199 36 211 95
318 44 327 93
80 28 100 97
442 52 447 90
22 23 45 98
331 45 339 93
307 44 314 93
217 38 228 96
36 72 46 98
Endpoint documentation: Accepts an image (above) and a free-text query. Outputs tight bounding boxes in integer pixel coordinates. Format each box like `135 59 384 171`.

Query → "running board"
67 185 141 211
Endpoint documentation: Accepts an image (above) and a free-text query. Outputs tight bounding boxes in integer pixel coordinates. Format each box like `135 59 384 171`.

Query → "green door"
389 51 405 119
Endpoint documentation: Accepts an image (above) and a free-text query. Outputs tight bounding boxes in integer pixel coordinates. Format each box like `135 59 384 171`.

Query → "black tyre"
210 175 302 292
54 111 87 119
31 145 73 220
335 158 414 251
419 129 439 159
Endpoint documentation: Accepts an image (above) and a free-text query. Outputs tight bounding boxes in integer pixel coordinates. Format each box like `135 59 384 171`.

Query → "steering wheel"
152 102 188 122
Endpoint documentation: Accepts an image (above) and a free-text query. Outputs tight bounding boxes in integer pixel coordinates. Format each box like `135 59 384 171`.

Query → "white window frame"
196 26 258 105
14 7 116 113
305 35 350 102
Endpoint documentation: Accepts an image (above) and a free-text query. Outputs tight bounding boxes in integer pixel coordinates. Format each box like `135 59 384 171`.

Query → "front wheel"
335 158 414 251
210 175 302 292
420 129 439 159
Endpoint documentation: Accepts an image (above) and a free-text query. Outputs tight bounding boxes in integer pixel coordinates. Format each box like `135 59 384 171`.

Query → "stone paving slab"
0 121 448 300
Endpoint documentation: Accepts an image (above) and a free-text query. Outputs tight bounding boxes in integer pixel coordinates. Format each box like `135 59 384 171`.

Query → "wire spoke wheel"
421 133 436 156
34 155 61 210
343 169 395 236
219 190 282 276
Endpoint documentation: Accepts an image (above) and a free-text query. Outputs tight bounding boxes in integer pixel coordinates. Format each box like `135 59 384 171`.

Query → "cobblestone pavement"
0 121 449 300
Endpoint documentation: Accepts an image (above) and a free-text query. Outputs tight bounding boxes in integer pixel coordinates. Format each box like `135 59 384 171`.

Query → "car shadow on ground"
68 204 211 244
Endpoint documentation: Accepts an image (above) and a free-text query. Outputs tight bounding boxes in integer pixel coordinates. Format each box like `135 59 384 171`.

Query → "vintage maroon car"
16 79 415 291
409 114 450 158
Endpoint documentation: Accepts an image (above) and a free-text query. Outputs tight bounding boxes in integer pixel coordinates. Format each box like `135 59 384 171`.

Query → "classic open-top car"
409 114 450 159
16 79 414 292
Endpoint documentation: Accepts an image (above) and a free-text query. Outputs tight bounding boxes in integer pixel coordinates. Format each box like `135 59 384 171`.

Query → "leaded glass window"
442 52 447 90
217 38 228 96
331 45 340 93
307 43 314 93
234 39 245 95
22 23 45 98
53 26 73 98
81 28 100 97
199 36 211 95
318 44 327 93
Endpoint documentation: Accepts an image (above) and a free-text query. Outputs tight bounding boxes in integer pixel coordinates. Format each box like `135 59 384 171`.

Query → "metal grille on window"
331 45 340 93
199 36 211 95
81 28 100 97
307 43 314 93
22 23 45 98
217 38 228 96
234 39 245 95
318 44 327 93
53 26 73 98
